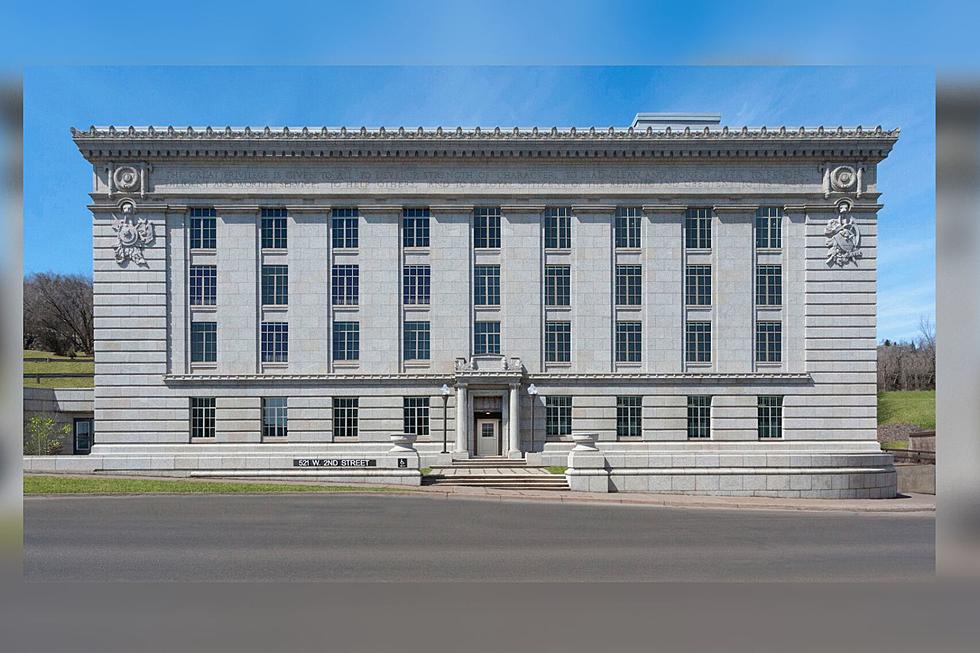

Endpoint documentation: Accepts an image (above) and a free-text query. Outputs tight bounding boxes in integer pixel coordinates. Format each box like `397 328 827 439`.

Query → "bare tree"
877 314 936 391
23 272 94 356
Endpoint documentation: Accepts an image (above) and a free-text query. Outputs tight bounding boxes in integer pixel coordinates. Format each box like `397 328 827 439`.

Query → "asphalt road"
24 494 934 581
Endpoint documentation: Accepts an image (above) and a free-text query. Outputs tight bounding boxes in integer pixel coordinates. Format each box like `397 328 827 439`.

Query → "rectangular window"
403 265 431 305
616 321 643 362
190 322 216 363
687 396 712 439
333 321 360 361
474 321 501 355
261 322 288 363
544 207 571 249
190 397 216 439
756 264 782 306
261 265 288 306
260 208 287 249
189 208 216 249
755 207 783 249
685 265 712 306
545 321 571 363
685 208 712 249
474 207 501 249
473 265 500 306
403 321 431 361
616 396 642 438
758 396 783 439
332 264 359 306
615 264 642 306
331 208 359 249
403 397 430 437
333 397 358 438
189 265 216 306
262 397 288 439
615 207 642 249
686 321 711 363
545 396 572 438
403 208 430 248
756 321 782 363
544 265 571 307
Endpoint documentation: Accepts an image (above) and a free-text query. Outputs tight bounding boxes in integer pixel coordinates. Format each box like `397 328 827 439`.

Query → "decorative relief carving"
112 165 140 191
111 200 155 266
830 165 857 192
824 198 861 266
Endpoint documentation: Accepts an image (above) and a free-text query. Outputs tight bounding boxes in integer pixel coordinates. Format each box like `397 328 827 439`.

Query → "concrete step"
425 475 569 491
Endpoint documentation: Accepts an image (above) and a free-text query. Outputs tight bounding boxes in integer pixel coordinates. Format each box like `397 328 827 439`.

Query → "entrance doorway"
73 417 93 455
475 418 501 457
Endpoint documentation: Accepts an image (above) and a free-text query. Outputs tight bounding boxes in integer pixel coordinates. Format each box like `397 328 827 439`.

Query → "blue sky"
23 66 934 341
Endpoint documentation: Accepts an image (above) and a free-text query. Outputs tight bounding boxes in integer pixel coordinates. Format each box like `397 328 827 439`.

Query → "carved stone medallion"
824 198 861 266
830 165 857 192
113 165 140 191
111 200 155 266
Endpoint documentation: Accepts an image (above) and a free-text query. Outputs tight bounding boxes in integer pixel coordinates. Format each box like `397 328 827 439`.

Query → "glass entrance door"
73 418 93 455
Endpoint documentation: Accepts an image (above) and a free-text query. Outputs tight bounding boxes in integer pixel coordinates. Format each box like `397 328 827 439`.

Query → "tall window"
758 396 783 439
333 397 358 438
685 208 712 249
333 322 359 361
403 265 431 305
755 207 783 249
189 265 216 306
261 322 288 363
615 264 642 306
545 321 571 363
261 265 288 306
756 264 782 306
403 321 431 361
687 396 712 439
260 208 287 249
190 397 216 439
189 208 216 249
615 207 642 249
403 208 430 248
545 396 572 438
331 208 358 249
616 321 643 362
190 322 217 363
616 396 642 438
474 321 500 355
262 397 288 438
756 321 782 363
544 207 571 249
332 265 359 306
474 207 501 248
685 265 712 306
685 321 711 363
544 265 571 307
403 397 430 437
474 265 500 306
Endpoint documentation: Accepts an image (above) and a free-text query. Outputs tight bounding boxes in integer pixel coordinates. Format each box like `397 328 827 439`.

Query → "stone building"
55 113 900 497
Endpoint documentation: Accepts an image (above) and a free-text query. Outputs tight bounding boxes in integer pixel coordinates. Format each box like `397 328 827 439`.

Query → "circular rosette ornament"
113 166 140 191
830 165 857 192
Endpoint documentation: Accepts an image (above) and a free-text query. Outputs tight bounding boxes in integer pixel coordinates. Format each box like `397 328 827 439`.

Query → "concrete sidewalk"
25 472 935 513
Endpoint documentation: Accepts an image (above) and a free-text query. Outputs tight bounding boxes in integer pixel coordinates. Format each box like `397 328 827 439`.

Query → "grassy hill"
23 349 94 388
878 390 935 430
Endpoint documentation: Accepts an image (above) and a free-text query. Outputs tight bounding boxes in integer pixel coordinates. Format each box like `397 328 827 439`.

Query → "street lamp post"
440 383 451 454
527 383 538 454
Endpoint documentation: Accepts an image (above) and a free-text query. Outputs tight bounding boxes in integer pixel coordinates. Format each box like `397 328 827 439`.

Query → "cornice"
71 124 899 163
356 204 402 215
713 204 759 214
163 372 812 384
500 204 547 213
784 203 884 213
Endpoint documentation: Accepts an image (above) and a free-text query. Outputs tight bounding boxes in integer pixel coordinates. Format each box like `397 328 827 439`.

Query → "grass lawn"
24 475 409 495
877 390 935 429
546 466 567 475
23 348 94 388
